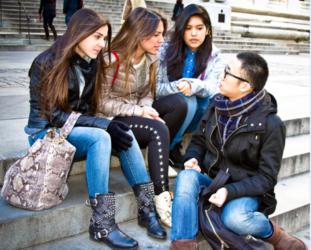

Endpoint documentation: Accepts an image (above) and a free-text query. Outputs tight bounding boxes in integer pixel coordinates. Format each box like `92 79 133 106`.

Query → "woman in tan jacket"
98 8 187 228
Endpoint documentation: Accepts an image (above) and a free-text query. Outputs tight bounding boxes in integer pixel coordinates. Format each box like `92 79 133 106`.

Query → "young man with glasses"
170 52 307 250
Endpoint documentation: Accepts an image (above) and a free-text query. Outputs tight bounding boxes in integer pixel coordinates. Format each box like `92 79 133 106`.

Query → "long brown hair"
110 7 167 95
40 8 112 114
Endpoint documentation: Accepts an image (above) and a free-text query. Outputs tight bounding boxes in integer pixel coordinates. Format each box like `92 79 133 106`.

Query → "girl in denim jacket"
157 4 224 168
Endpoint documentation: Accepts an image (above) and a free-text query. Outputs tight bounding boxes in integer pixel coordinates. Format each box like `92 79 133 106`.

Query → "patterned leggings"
114 94 187 194
114 116 170 195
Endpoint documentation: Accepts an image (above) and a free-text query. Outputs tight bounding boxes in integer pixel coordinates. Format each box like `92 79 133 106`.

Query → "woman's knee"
150 120 170 140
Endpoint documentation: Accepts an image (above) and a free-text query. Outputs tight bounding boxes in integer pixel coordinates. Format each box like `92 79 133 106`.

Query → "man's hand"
208 187 228 207
184 158 201 172
177 80 192 96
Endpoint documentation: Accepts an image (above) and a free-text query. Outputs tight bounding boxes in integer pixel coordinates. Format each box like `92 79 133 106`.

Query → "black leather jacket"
185 92 286 215
26 50 110 133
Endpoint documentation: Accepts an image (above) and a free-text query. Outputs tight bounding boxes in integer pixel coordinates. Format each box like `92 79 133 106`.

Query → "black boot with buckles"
89 192 138 249
132 182 167 239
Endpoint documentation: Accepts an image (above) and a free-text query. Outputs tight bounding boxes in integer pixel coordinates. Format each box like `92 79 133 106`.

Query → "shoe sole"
89 234 139 249
137 220 167 240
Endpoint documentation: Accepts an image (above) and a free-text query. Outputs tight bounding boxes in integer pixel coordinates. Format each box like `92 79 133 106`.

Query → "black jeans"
115 94 187 194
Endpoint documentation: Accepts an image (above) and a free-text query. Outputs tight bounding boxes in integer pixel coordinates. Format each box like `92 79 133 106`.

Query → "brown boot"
266 221 307 250
170 240 198 250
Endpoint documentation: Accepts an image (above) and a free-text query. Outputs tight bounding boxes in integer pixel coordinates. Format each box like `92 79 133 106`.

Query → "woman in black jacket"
25 8 165 249
170 52 306 250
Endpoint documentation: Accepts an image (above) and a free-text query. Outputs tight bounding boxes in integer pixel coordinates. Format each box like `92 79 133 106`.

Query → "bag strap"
111 51 120 87
60 112 81 138
200 168 230 197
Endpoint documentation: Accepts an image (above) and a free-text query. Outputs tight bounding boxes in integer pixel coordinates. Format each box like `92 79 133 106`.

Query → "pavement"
0 51 310 246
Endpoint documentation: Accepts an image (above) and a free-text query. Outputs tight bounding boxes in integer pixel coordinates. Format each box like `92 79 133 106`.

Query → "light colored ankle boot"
154 191 172 227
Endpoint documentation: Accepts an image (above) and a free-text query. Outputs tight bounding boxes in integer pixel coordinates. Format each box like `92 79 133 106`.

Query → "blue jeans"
29 127 150 198
170 95 209 149
171 170 272 241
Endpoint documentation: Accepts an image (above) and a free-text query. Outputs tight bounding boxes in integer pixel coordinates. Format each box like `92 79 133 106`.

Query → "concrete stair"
0 92 309 249
0 0 309 53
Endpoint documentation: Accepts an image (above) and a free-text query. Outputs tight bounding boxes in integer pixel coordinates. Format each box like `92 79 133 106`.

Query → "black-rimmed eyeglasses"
223 66 253 88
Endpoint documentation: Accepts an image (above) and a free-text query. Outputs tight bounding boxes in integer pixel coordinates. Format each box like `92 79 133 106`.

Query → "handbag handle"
200 168 230 197
60 112 81 138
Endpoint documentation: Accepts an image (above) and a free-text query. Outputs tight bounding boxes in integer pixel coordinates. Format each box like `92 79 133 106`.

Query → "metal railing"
17 0 31 44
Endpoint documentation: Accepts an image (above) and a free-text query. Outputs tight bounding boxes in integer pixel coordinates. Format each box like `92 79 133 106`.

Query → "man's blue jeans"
171 170 273 241
29 127 150 198
170 95 209 149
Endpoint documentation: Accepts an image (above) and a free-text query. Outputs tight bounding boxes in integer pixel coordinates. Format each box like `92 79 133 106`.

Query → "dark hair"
165 4 212 81
41 8 112 114
237 52 269 91
111 7 167 93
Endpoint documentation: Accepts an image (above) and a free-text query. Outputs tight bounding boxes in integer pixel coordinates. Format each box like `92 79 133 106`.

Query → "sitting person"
98 7 187 227
157 4 224 168
170 52 307 250
25 9 165 249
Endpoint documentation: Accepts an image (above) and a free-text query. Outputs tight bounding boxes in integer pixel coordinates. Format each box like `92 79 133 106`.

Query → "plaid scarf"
215 89 266 144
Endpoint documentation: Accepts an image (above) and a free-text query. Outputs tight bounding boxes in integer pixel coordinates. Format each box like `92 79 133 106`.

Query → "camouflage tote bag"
1 112 81 211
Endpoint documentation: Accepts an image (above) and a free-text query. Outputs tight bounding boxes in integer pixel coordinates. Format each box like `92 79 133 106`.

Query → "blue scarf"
214 89 266 144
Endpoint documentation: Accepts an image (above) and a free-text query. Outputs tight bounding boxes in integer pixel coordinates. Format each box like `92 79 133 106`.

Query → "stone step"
0 170 308 249
0 113 308 185
25 222 310 250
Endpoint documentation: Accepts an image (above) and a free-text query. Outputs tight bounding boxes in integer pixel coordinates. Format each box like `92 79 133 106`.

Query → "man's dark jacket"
185 92 286 215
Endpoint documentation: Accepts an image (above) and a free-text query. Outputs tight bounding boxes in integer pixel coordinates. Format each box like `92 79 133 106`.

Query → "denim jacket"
156 43 225 99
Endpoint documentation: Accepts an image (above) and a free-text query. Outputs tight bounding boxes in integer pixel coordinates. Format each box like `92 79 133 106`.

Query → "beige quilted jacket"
98 53 158 118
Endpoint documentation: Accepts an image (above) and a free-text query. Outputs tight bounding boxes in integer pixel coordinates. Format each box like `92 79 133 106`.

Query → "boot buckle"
97 229 109 238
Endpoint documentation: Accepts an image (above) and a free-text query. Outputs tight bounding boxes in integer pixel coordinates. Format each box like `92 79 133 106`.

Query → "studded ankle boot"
132 182 167 239
89 193 138 249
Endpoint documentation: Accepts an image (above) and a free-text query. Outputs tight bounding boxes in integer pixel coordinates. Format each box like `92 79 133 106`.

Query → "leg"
67 127 138 249
153 94 187 141
118 129 150 186
115 116 172 228
221 197 272 238
170 95 197 149
171 169 212 240
42 14 49 40
48 16 57 40
67 127 111 197
114 116 170 195
187 96 210 133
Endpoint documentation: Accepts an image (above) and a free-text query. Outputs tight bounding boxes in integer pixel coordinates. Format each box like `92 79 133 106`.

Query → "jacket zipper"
205 205 230 249
207 125 219 176
220 124 248 153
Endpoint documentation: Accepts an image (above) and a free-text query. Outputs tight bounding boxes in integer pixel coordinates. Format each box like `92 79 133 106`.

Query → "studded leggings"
114 116 170 195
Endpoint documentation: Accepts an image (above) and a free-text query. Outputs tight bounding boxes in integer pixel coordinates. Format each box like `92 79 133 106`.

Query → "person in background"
98 7 187 228
157 4 224 168
170 52 307 250
171 0 184 22
63 0 83 26
39 0 57 40
121 0 147 23
25 8 165 249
